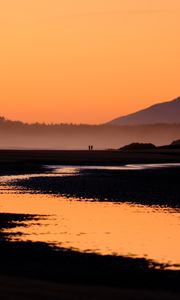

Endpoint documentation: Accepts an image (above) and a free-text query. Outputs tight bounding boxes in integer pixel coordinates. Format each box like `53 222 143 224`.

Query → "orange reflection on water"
0 188 180 269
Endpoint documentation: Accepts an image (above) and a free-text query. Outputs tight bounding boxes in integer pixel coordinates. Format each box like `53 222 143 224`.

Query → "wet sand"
0 238 180 291
0 275 179 300
13 167 180 207
1 212 180 292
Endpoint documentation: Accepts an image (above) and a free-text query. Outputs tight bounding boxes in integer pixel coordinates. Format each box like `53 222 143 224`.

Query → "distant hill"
108 97 180 125
119 139 180 151
171 139 180 146
159 139 180 150
120 143 156 151
119 140 180 151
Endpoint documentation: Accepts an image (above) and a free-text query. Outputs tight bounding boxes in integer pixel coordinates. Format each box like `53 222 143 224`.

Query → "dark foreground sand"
0 275 180 300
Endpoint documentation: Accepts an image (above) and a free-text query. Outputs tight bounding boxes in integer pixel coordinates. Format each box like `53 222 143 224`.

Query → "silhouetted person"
91 145 93 150
88 145 91 151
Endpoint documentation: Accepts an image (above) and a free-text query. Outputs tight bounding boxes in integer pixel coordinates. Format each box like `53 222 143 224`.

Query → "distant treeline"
0 116 180 149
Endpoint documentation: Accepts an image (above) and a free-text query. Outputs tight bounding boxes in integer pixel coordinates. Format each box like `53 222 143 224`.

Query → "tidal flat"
0 150 180 299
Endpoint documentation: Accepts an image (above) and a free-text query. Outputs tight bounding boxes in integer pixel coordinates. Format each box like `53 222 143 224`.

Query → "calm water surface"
0 164 180 269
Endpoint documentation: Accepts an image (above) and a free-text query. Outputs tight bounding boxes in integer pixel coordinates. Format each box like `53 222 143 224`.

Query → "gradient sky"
0 0 180 124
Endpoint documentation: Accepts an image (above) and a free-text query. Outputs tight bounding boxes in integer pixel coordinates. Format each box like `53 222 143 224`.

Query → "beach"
1 275 180 300
0 150 180 299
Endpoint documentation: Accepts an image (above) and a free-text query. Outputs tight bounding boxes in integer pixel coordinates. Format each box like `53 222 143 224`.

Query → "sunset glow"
0 0 180 124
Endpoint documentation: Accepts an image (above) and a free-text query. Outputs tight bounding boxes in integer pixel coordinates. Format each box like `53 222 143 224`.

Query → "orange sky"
0 0 180 124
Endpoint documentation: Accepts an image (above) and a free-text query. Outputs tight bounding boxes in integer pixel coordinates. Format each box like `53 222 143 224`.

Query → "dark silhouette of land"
108 96 180 125
171 139 180 146
1 276 179 300
160 139 180 149
119 140 180 151
120 142 156 151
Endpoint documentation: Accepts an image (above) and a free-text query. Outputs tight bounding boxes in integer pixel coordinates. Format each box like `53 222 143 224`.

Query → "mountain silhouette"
108 97 180 125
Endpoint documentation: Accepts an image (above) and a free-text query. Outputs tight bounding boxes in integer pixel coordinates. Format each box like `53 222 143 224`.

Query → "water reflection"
0 183 180 269
48 163 180 173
